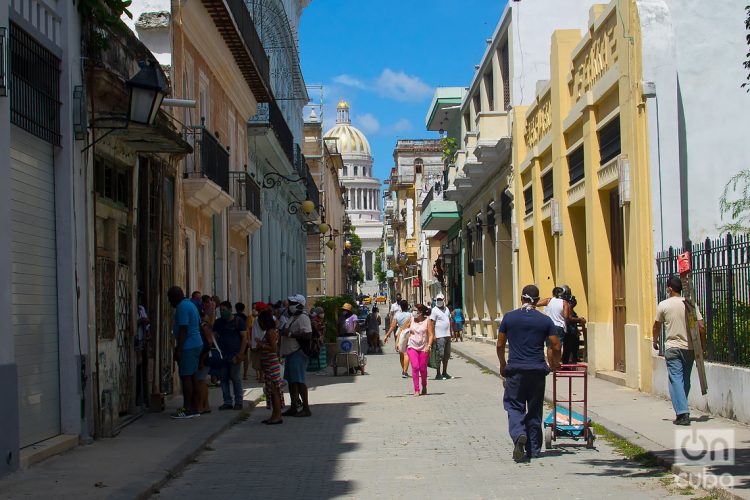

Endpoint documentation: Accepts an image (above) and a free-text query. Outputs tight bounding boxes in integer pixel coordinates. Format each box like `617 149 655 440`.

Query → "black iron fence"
248 101 294 165
656 234 750 367
185 126 230 193
229 171 261 219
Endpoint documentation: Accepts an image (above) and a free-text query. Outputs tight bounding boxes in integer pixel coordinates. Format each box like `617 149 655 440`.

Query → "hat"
253 301 270 311
521 284 540 302
288 294 306 307
435 293 445 300
341 303 353 312
311 306 324 316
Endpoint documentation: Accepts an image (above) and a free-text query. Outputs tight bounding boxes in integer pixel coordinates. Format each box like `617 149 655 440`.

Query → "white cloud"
355 113 381 134
391 118 413 133
332 69 433 103
374 69 433 102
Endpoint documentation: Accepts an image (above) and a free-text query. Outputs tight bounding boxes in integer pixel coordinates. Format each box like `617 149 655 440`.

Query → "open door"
610 190 626 372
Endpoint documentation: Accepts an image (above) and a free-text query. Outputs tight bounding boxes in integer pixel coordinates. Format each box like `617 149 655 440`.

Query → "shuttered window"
542 170 553 202
568 146 585 186
524 186 533 215
599 117 621 165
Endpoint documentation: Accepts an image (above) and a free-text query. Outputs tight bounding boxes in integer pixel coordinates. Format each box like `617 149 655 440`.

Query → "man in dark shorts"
497 284 561 462
168 286 204 419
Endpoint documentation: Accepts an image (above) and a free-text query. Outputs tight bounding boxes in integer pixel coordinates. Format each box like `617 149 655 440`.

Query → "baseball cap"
253 301 270 311
521 284 540 302
288 294 306 307
435 293 445 300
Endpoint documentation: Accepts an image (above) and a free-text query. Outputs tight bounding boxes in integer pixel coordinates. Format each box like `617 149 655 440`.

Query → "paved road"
153 349 691 499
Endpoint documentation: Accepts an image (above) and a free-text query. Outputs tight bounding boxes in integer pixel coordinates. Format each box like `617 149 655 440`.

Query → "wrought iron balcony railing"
229 171 261 219
294 143 307 179
185 126 230 193
248 100 294 165
306 169 320 209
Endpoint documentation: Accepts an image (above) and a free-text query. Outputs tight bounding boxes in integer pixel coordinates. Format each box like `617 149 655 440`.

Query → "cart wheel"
545 427 553 450
586 429 596 449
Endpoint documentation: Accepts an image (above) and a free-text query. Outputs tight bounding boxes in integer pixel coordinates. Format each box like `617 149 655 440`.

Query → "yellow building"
514 1 655 390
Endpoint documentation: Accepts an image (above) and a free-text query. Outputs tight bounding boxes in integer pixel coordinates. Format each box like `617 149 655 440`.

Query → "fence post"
726 233 736 364
704 237 714 360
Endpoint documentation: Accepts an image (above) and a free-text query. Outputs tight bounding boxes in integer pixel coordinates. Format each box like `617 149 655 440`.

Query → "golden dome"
338 99 349 109
325 122 372 156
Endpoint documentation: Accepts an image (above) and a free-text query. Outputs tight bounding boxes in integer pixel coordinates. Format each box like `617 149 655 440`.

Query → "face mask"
436 300 445 308
412 311 418 318
220 310 232 321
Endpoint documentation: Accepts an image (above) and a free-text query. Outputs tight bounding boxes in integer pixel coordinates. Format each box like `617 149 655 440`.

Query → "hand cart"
544 363 595 449
332 335 367 376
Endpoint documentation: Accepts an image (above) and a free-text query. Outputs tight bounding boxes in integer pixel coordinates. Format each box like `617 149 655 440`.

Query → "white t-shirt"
389 302 401 317
429 306 452 338
280 313 312 356
656 296 703 350
545 297 566 329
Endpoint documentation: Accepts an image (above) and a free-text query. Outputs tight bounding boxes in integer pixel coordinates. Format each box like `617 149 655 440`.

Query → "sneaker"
171 407 192 419
513 434 529 463
219 403 233 410
442 373 453 380
673 414 691 426
435 374 444 381
401 372 410 379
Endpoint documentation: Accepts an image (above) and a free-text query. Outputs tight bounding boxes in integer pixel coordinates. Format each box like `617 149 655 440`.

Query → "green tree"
440 136 458 164
374 246 387 284
719 169 750 234
346 232 364 285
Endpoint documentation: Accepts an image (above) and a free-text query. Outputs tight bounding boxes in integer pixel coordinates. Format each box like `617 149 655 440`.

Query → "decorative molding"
567 179 586 206
523 94 552 149
597 155 619 189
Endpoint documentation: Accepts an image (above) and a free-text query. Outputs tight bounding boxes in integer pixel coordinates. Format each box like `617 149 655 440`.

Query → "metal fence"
655 234 750 367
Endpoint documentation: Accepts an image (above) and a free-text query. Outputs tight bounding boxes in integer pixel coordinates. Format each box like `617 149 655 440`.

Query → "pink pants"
406 348 428 392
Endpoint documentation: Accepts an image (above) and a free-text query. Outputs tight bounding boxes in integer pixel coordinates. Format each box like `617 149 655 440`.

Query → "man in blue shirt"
213 301 248 410
497 284 561 462
168 286 204 419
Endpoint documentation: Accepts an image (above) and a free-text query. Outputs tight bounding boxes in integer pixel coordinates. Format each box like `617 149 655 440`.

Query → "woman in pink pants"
405 304 433 397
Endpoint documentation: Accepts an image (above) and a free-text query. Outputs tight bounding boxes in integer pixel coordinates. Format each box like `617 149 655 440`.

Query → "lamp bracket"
263 171 308 189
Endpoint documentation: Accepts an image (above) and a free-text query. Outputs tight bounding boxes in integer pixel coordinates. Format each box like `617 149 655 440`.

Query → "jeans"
220 362 243 405
406 348 428 392
665 348 694 416
503 370 547 457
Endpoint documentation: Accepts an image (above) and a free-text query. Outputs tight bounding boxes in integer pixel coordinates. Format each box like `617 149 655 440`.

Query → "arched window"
415 158 424 174
343 165 348 177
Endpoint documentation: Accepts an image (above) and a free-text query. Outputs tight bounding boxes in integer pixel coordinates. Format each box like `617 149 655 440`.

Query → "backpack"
297 313 321 359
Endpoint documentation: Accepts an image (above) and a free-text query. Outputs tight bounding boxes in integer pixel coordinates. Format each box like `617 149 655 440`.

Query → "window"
9 23 61 145
95 156 131 208
182 54 194 125
463 112 471 134
354 166 358 176
415 158 423 174
484 71 494 111
524 186 533 215
542 170 553 202
568 145 585 186
598 117 621 165
342 165 348 176
472 93 481 117
228 109 236 169
199 71 210 126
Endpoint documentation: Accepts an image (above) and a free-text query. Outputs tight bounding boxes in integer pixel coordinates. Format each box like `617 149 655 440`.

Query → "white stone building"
325 100 383 296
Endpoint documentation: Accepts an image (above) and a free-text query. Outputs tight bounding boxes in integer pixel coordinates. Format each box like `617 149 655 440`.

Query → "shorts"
454 322 464 332
196 365 210 381
283 349 308 384
546 326 565 347
178 347 202 377
435 337 451 362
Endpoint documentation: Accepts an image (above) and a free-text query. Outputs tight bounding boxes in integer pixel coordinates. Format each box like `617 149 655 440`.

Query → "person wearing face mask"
280 294 314 417
213 301 248 410
428 293 454 380
406 304 433 396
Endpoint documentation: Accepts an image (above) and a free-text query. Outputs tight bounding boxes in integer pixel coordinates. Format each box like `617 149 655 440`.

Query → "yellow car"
363 297 372 305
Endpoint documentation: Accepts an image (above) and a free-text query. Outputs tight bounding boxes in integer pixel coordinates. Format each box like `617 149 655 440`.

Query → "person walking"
257 309 283 425
167 286 204 419
652 275 705 426
214 301 248 410
429 293 453 380
384 299 412 378
365 306 382 353
451 305 464 342
387 293 402 336
405 304 433 396
497 285 561 462
280 294 313 418
538 287 566 367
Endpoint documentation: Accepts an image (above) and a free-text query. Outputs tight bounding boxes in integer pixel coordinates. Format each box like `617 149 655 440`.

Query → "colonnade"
346 187 381 211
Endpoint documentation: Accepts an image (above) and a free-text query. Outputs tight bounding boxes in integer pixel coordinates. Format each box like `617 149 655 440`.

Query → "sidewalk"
452 339 750 499
0 383 263 500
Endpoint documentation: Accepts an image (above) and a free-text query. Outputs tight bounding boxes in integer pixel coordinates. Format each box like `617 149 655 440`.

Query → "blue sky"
299 0 508 184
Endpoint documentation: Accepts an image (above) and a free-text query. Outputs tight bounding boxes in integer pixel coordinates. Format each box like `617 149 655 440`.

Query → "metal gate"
610 190 626 372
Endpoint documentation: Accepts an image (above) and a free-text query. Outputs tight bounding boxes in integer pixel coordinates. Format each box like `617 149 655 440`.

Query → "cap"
253 301 270 311
288 294 306 307
311 306 324 316
341 303 353 312
435 293 445 300
521 284 540 302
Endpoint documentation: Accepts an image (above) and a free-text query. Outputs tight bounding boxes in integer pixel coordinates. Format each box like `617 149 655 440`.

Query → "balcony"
201 0 271 101
228 171 262 235
420 186 460 231
306 168 320 210
474 111 511 164
183 126 234 216
392 168 416 187
247 100 295 168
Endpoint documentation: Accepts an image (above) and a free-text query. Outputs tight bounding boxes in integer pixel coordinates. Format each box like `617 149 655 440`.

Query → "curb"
136 393 263 500
451 343 740 500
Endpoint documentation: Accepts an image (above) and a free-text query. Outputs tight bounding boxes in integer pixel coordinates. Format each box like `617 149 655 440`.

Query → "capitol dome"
324 100 372 157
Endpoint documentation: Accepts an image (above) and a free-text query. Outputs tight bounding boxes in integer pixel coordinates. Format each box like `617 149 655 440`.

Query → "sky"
299 0 508 185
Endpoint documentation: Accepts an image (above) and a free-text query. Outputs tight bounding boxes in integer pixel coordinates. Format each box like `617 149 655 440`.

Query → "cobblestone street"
153 350 688 499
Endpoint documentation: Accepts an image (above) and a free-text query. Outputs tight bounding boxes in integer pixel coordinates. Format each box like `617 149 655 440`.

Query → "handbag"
397 327 411 352
428 342 440 369
205 340 225 369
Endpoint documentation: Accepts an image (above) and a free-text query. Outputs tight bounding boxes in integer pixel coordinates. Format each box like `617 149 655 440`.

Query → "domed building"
325 100 383 296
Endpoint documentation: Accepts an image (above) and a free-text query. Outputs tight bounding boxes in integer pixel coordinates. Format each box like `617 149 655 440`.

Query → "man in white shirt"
428 293 454 380
387 293 402 333
652 276 705 426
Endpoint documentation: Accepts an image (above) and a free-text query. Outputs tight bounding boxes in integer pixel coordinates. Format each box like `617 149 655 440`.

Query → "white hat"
435 293 445 300
288 294 306 307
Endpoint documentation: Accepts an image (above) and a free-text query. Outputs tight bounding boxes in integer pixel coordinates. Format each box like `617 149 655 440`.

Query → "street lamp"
126 60 167 126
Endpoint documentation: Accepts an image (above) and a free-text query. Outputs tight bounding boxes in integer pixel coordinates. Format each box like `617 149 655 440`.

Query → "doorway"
609 190 626 372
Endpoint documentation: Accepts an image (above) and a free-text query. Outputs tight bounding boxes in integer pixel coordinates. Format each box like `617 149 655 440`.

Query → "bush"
314 294 357 343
